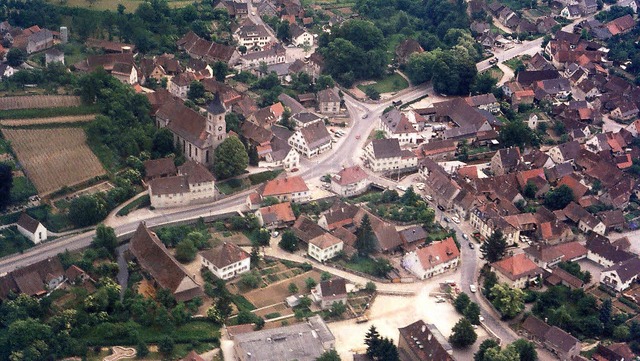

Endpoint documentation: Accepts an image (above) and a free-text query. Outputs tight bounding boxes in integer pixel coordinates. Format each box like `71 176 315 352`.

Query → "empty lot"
2 127 106 195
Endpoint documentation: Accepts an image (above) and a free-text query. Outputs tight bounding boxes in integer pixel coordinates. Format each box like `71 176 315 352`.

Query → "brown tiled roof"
597 209 624 227
17 213 41 233
201 242 250 269
331 226 357 253
398 321 453 361
322 202 359 230
319 278 346 296
557 174 588 200
332 166 368 186
415 237 459 269
585 233 634 264
178 160 215 184
258 202 296 224
491 253 542 281
354 209 402 252
10 257 64 297
262 176 308 196
521 315 550 340
64 265 86 281
604 257 640 283
129 223 203 302
292 215 325 243
370 138 403 159
546 326 580 354
149 176 190 195
180 351 205 361
157 99 209 147
547 267 583 289
299 122 331 149
85 38 135 52
317 88 340 103
144 158 177 180
241 121 272 146
309 233 343 249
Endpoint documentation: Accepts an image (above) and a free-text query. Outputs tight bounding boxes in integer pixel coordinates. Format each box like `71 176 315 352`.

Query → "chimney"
421 325 426 332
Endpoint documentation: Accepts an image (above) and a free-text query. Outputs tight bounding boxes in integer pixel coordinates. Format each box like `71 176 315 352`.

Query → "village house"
16 213 47 244
597 209 625 233
290 23 313 47
11 26 54 54
201 242 251 280
523 241 587 269
0 64 15 80
398 226 427 251
354 209 403 253
257 176 311 204
74 53 139 84
465 93 499 113
521 315 581 361
600 257 640 292
364 138 418 173
469 206 520 245
143 157 177 182
317 88 341 114
585 233 635 268
129 223 203 301
234 21 273 51
312 278 347 309
85 38 135 53
233 315 335 361
491 253 543 289
491 147 521 176
548 141 581 164
288 121 332 157
65 265 91 285
395 38 424 65
148 160 216 208
401 237 460 280
291 111 323 128
308 233 344 262
168 72 197 99
154 98 226 165
237 43 286 70
398 321 454 361
591 343 637 361
379 109 420 145
330 165 370 197
45 48 64 66
562 202 606 235
546 267 584 289
256 202 296 229
177 31 240 66
0 257 65 299
317 202 359 231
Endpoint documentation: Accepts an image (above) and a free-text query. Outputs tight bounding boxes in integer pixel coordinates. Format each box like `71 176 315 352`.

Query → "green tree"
0 162 12 210
449 318 477 348
454 292 471 313
321 272 333 281
187 81 205 101
240 271 261 289
213 136 249 179
365 86 380 100
316 349 341 361
355 214 376 256
68 195 108 227
373 257 393 277
277 21 291 42
544 185 574 211
483 344 519 361
613 325 630 341
305 277 317 290
480 230 507 263
471 71 497 95
475 339 500 361
511 339 538 361
299 296 312 308
225 113 242 134
365 281 377 293
157 336 174 357
92 224 119 257
256 228 271 246
499 121 535 148
288 282 299 294
279 230 298 252
599 298 612 327
329 301 347 317
364 325 381 357
464 302 481 325
6 48 25 66
136 341 150 358
152 128 176 158
175 239 197 263
523 181 538 199
490 283 525 319
483 270 498 296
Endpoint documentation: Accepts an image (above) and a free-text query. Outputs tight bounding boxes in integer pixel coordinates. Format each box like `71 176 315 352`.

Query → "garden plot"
243 270 322 309
0 95 81 110
2 127 106 196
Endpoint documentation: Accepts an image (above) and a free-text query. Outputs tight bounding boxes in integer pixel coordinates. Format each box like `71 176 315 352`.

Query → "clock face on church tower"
218 126 223 131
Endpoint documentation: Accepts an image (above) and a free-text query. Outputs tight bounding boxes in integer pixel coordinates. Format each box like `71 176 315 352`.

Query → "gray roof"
293 111 322 125
317 88 340 103
206 94 226 115
299 122 331 149
278 93 306 114
234 315 334 361
604 257 640 283
370 138 403 159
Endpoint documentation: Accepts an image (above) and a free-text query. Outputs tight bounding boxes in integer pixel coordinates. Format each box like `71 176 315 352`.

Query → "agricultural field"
0 95 82 110
0 114 97 126
2 127 106 196
45 0 192 12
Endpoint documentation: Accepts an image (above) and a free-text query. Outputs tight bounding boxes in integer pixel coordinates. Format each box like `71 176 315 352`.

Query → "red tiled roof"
492 253 541 281
201 242 250 269
416 237 459 269
262 176 308 196
258 202 296 223
332 165 368 186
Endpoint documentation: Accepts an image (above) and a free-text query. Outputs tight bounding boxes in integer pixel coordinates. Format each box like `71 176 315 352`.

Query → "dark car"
437 204 445 211
392 100 403 106
469 243 474 249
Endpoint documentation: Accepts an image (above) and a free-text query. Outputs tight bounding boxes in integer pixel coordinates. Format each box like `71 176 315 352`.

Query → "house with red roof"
491 253 543 288
401 237 460 280
258 176 310 203
330 165 370 197
255 202 296 229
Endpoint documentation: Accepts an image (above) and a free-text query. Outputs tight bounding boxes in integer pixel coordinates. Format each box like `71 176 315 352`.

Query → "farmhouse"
129 223 203 302
177 31 240 66
288 122 333 158
312 278 347 309
401 237 460 280
521 315 581 361
148 160 216 208
0 257 65 299
16 213 47 244
200 242 251 280
600 257 640 292
379 109 420 145
45 48 64 66
258 176 311 203
317 88 340 114
308 233 344 262
586 233 635 268
143 157 177 182
74 53 139 84
364 138 418 173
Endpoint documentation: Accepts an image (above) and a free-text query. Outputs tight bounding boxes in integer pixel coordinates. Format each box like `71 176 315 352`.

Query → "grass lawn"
504 57 525 71
0 105 99 120
487 66 504 82
357 73 409 94
338 256 379 275
46 0 192 12
10 176 38 203
0 227 35 258
83 320 220 345
217 170 282 195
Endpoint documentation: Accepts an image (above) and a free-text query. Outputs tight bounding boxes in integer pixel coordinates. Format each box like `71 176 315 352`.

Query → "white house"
148 161 216 208
168 72 197 99
261 176 311 203
200 242 251 280
491 253 543 289
364 138 418 173
234 21 273 50
312 278 347 309
288 122 333 158
308 233 344 262
330 165 370 197
379 109 420 145
290 24 313 47
401 237 460 280
16 213 47 244
600 258 640 292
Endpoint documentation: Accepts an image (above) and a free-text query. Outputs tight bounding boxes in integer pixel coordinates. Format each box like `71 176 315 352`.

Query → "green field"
0 105 99 120
357 73 409 94
46 0 192 12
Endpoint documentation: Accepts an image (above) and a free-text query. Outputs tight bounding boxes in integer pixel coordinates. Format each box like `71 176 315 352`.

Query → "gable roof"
317 88 340 103
603 257 640 283
398 321 454 361
158 99 209 147
201 242 250 269
491 253 542 281
415 237 459 270
585 233 635 264
292 215 326 243
144 158 177 179
332 165 368 186
370 138 403 159
521 315 551 340
319 278 346 296
299 122 331 149
524 241 587 264
309 233 343 249
262 176 308 196
129 223 203 301
8 257 64 297
178 160 215 184
258 202 296 224
17 213 42 233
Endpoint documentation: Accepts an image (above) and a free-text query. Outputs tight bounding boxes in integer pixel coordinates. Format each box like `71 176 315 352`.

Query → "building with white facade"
16 213 47 244
148 161 216 208
260 176 311 203
330 165 370 197
288 122 332 158
379 109 420 145
308 233 343 262
200 242 251 280
401 237 459 280
364 138 418 173
600 257 640 292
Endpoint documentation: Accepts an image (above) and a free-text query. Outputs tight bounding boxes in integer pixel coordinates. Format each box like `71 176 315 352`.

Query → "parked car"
489 57 498 65
291 168 299 172
469 242 474 249
451 216 460 224
271 231 279 238
443 217 450 223
437 204 445 211
425 195 433 201
470 284 477 293
435 297 446 303
462 233 468 240
362 113 368 119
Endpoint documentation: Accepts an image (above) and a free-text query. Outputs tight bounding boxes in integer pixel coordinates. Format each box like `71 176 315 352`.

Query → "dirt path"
0 114 97 126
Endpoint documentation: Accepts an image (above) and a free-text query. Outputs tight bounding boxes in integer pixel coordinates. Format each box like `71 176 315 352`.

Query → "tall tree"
213 136 249 179
449 318 477 348
464 302 481 325
543 185 574 210
187 81 205 101
454 292 471 313
475 339 500 361
316 349 341 361
92 224 119 257
480 230 507 263
279 230 298 252
0 162 12 210
490 283 525 319
511 339 538 361
355 214 376 256
364 325 381 357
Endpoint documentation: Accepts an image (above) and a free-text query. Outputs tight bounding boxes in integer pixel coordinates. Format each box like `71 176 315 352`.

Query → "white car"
425 195 433 201
462 233 469 240
469 284 477 293
435 297 446 303
451 216 460 224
